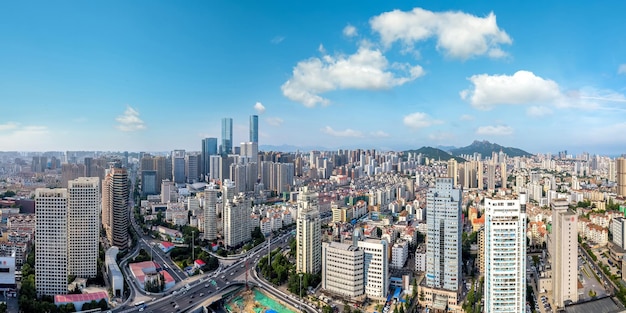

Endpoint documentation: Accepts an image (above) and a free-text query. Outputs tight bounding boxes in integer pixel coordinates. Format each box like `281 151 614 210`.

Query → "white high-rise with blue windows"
421 177 462 312
484 195 527 313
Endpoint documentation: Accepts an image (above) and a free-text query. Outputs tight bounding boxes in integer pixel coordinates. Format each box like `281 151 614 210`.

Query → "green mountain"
403 146 466 163
450 140 532 158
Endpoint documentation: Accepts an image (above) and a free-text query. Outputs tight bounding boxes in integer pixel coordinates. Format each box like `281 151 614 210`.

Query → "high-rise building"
487 163 496 190
203 186 218 241
484 195 527 312
221 118 233 155
550 199 578 308
358 238 389 300
141 170 158 196
223 193 252 248
250 115 258 143
201 138 218 180
322 241 364 298
153 156 167 193
67 177 100 278
617 158 626 197
447 159 458 186
296 188 321 274
240 142 258 164
61 163 86 188
172 150 186 184
103 167 129 249
185 153 200 183
612 217 626 249
420 177 461 311
35 188 69 296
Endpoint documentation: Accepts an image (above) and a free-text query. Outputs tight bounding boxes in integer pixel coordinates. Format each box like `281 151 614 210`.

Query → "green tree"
344 303 352 313
0 302 6 313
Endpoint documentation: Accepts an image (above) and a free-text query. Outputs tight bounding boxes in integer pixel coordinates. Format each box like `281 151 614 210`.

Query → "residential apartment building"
67 177 100 278
321 241 364 298
484 195 527 313
296 188 321 274
550 199 578 308
223 194 252 248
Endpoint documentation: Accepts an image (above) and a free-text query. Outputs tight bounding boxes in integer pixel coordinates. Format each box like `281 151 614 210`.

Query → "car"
230 272 234 275
139 308 145 312
205 284 209 287
189 300 193 303
221 275 225 279
200 293 204 297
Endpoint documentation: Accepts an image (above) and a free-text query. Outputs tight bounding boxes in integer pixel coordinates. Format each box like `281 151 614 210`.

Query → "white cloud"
271 36 285 44
459 114 474 121
321 126 363 137
281 45 424 107
343 24 358 37
370 130 390 138
265 117 283 127
115 106 145 131
428 131 455 142
527 106 553 117
254 102 266 114
476 125 513 136
403 112 443 129
461 70 561 110
0 122 20 131
370 8 512 60
619 64 626 74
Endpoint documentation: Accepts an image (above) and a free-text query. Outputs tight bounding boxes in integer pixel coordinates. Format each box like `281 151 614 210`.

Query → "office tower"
422 177 461 311
240 142 258 164
209 155 222 180
322 241 364 298
618 158 626 197
141 170 158 196
203 187 218 241
67 177 100 278
250 115 258 143
161 180 175 203
153 156 167 193
221 118 233 155
487 163 496 190
185 153 199 183
35 188 69 296
447 159 458 186
223 193 252 248
550 199 578 308
140 154 154 171
31 156 47 173
484 195 527 313
61 163 86 188
296 188 321 274
84 157 93 177
612 218 626 250
103 167 129 249
201 137 218 180
172 150 186 184
358 238 389 299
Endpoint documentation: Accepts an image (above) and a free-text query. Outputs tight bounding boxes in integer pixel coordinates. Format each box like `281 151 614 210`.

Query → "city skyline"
1 2 626 154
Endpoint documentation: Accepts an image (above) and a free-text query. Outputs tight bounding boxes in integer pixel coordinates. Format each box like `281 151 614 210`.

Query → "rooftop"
54 291 108 304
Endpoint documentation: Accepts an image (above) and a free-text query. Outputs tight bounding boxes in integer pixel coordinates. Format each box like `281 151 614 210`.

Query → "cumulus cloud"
403 112 443 129
0 122 20 131
254 102 266 114
370 8 512 59
116 106 145 131
459 114 474 121
461 70 561 110
321 126 363 137
527 106 553 117
281 45 424 107
619 64 626 74
271 36 285 44
370 130 390 138
343 24 358 37
476 125 513 136
265 117 283 127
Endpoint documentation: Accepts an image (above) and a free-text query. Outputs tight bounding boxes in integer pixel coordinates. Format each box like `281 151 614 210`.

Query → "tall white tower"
296 188 321 274
551 199 578 308
203 186 218 241
484 194 527 312
35 188 69 296
67 177 100 278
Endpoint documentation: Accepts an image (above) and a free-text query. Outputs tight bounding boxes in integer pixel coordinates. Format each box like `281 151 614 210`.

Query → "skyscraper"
203 186 218 241
223 193 252 248
35 188 69 296
249 115 258 143
421 177 462 311
67 177 100 278
296 188 321 274
447 159 458 186
550 199 578 308
103 167 129 249
201 137 218 180
185 153 199 183
141 170 157 196
172 149 186 184
484 194 527 312
617 158 626 197
221 118 233 155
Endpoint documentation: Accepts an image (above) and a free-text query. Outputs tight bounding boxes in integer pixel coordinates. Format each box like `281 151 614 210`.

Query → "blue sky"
1 1 625 154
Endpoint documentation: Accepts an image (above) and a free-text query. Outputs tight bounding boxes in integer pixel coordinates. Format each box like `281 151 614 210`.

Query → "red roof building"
54 291 109 311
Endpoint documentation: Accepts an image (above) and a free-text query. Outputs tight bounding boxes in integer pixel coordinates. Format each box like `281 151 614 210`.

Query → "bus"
134 301 146 307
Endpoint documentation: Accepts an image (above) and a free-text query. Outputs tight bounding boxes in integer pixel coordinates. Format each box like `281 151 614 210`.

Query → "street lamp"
299 273 304 313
